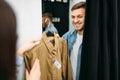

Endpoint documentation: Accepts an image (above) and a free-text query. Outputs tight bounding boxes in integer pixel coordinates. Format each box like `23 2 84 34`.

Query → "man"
62 2 86 80
42 12 58 34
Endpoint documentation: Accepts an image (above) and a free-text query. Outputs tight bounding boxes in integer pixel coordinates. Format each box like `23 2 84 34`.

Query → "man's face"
71 8 85 31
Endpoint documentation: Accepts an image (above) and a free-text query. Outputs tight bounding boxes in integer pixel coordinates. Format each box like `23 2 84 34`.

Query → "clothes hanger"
46 31 55 45
46 31 54 37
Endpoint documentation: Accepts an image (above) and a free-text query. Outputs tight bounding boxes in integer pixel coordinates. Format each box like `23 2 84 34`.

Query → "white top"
70 33 83 80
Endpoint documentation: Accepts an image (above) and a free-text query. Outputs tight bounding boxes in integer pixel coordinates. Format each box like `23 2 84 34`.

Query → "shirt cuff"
16 55 24 65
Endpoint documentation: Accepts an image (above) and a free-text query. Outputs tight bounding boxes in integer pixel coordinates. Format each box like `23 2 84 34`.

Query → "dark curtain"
80 0 120 80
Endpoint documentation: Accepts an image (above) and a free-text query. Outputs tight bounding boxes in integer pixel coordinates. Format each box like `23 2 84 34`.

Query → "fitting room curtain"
80 0 120 80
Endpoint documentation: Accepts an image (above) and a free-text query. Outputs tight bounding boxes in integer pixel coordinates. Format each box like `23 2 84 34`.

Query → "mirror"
42 0 86 36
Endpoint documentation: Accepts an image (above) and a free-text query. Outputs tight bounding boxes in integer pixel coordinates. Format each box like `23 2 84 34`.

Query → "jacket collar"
42 32 58 55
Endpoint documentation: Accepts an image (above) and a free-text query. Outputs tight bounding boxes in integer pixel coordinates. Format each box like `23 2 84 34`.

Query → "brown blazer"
24 32 73 80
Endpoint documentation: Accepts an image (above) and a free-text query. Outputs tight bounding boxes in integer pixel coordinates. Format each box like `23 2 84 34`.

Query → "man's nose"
74 18 79 23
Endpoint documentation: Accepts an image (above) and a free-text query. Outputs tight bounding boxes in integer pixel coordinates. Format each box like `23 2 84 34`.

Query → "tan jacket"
24 32 73 80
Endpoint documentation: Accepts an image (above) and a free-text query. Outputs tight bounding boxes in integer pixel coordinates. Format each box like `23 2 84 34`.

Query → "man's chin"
75 28 83 31
75 27 81 30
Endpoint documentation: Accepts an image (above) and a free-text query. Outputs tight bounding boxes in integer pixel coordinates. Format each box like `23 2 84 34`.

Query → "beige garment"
24 32 73 80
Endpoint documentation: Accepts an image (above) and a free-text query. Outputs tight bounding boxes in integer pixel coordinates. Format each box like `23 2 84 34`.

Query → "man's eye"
72 16 75 19
78 16 83 18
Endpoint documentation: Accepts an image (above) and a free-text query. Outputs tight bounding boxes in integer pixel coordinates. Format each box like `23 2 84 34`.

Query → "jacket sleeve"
23 51 32 73
61 39 73 80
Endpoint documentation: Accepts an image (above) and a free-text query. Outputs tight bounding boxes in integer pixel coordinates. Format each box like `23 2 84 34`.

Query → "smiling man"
62 2 86 80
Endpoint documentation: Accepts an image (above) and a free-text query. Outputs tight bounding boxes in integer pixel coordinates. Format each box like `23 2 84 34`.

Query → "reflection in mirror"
42 0 69 36
42 0 86 36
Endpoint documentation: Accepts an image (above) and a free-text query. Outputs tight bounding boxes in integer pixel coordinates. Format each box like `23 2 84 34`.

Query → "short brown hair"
42 12 53 22
71 2 86 11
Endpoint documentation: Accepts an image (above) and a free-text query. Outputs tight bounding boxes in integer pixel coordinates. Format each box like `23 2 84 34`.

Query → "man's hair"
42 12 53 22
71 2 86 11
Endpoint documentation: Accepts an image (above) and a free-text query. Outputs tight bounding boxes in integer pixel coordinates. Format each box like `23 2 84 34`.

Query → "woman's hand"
17 40 40 56
26 58 41 80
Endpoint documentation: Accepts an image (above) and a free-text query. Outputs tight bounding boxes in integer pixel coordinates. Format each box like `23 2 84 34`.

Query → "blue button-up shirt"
62 29 82 80
44 23 58 34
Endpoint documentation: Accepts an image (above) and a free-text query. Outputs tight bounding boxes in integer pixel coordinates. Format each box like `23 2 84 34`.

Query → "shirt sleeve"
16 55 25 80
16 55 24 65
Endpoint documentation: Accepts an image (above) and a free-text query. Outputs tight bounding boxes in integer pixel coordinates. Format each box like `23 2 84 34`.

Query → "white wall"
69 0 86 30
5 0 42 49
